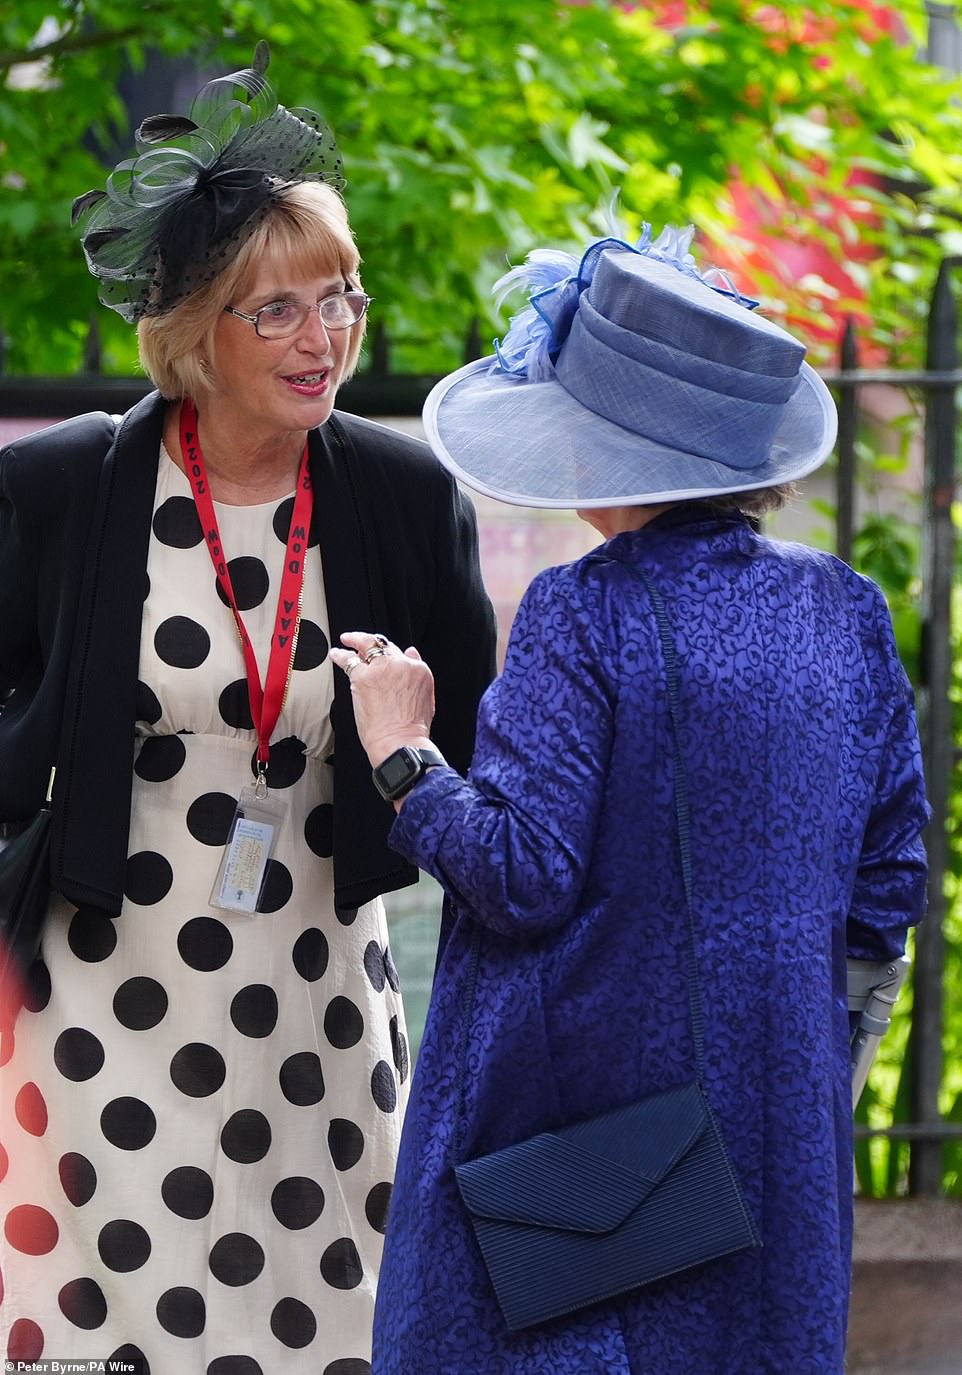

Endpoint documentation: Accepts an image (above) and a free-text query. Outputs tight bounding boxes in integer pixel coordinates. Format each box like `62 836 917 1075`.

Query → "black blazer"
0 390 496 915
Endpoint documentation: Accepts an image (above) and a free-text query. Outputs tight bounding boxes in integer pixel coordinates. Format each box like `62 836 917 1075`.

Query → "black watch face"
378 750 418 793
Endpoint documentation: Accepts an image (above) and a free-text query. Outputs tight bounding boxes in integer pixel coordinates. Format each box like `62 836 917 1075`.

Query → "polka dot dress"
0 448 409 1373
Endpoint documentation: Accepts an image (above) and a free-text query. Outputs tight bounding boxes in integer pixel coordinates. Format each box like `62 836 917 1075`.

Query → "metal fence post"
835 318 859 564
910 259 958 1194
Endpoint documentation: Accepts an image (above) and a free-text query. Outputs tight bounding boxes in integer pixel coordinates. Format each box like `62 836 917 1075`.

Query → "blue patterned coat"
373 507 929 1375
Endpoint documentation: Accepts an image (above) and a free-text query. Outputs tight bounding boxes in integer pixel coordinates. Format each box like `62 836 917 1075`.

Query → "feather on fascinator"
72 41 343 321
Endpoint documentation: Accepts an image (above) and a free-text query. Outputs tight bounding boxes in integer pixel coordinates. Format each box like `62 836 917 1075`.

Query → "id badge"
210 786 285 914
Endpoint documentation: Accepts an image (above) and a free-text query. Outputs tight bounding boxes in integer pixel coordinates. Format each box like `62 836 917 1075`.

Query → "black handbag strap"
452 564 706 1163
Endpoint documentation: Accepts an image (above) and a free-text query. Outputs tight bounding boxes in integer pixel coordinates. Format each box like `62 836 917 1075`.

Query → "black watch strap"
371 744 447 802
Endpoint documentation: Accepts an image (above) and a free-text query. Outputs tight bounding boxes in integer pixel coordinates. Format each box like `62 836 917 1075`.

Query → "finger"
403 646 423 661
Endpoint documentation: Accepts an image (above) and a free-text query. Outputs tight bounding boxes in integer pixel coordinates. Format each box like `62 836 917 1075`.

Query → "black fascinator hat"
72 41 343 321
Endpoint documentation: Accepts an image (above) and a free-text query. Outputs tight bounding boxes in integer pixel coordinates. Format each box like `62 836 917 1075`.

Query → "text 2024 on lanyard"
180 398 314 913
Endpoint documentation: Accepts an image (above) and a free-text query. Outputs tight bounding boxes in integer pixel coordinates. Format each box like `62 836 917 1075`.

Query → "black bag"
452 572 760 1331
0 769 55 1023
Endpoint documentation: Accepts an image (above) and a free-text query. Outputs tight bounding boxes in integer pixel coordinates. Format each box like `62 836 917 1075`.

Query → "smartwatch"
372 745 447 802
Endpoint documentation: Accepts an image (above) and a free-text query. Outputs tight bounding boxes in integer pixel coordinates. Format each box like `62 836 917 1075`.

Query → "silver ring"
363 646 388 664
372 633 389 648
344 655 362 676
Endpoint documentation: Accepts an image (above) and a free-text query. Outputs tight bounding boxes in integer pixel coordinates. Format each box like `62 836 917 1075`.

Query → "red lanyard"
179 398 313 781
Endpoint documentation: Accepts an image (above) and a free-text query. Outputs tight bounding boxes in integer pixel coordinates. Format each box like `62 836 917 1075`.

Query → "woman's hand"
331 632 437 770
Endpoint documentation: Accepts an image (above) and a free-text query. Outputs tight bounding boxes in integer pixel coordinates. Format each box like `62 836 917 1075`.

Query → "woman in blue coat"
332 229 929 1374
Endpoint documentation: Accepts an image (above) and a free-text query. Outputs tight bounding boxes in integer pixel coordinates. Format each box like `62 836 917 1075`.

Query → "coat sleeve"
845 589 930 962
417 470 497 777
390 561 616 939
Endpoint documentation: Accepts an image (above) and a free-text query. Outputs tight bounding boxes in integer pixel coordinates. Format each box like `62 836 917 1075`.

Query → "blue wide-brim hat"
424 233 837 509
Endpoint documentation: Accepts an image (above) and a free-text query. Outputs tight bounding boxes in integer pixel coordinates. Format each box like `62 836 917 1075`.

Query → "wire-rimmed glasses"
224 290 372 339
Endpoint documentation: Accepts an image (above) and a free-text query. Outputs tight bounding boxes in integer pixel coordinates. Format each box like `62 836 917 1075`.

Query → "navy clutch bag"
455 1081 759 1331
452 571 761 1331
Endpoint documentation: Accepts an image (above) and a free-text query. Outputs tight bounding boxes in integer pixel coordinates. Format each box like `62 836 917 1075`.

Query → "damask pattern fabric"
0 450 407 1372
373 507 929 1375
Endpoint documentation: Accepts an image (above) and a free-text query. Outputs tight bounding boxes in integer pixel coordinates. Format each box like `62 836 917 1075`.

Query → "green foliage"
2 1 962 375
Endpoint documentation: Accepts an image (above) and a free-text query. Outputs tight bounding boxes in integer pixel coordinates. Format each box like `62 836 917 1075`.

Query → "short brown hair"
138 180 364 399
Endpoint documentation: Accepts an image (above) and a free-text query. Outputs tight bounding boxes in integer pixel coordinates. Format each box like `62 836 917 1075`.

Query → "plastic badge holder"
210 785 286 914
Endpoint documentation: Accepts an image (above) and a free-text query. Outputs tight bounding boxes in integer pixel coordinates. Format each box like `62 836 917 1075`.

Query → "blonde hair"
138 181 364 400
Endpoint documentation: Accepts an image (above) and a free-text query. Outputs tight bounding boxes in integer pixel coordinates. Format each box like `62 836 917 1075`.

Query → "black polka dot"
124 850 173 905
153 494 203 547
304 803 334 858
390 1015 410 1083
273 497 320 548
216 557 269 611
99 1218 151 1272
335 904 359 927
258 859 293 913
292 928 328 981
170 1042 226 1097
363 941 386 992
271 1176 325 1230
8 1316 44 1360
230 985 278 1038
280 1052 325 1106
155 616 211 670
59 1276 107 1329
113 976 168 1030
157 1286 205 1338
253 736 307 790
323 1362 372 1375
178 917 233 971
22 958 51 1013
68 909 117 963
324 997 364 1049
101 1097 156 1150
371 1061 398 1114
54 1027 105 1082
221 1110 271 1163
293 619 329 671
270 1296 316 1348
218 679 254 730
384 946 401 992
110 1346 150 1374
135 679 163 725
186 792 238 846
59 1152 97 1207
328 1118 364 1171
365 1181 392 1234
320 1236 363 1290
135 734 187 782
209 1232 265 1286
208 1358 262 1375
162 1165 213 1220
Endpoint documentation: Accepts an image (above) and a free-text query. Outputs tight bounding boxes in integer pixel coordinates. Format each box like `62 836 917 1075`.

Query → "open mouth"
286 371 327 385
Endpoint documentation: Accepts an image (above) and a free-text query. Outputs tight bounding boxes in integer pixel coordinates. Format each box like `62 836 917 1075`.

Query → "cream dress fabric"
0 447 409 1374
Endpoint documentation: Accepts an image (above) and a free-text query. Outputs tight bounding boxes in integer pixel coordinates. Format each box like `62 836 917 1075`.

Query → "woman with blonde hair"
0 44 494 1372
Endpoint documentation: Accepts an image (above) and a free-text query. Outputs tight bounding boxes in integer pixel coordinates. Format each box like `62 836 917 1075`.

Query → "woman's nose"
298 304 333 348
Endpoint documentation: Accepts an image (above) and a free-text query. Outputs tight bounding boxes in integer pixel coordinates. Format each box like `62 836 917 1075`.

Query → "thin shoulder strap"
452 565 707 1162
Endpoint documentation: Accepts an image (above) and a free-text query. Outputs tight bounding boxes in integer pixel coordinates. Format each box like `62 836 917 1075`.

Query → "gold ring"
363 646 388 664
344 655 362 676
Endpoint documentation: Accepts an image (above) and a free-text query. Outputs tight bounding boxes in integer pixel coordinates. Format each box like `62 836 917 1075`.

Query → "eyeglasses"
224 290 372 339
